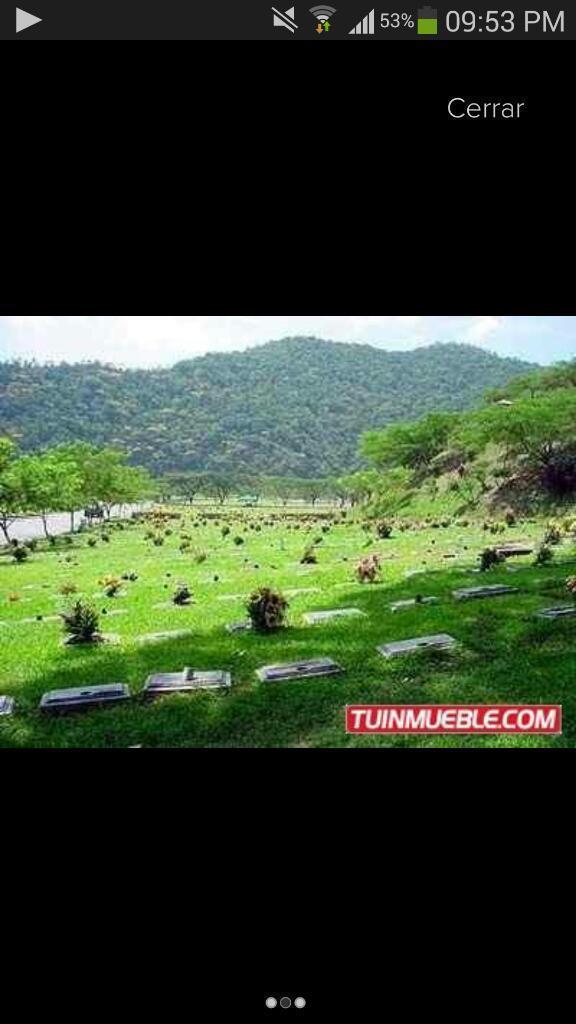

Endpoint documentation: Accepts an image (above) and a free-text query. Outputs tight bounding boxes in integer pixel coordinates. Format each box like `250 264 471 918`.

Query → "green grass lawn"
0 507 575 748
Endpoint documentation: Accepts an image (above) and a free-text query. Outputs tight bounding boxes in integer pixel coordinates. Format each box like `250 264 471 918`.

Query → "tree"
362 412 460 473
205 474 234 505
14 451 83 539
0 438 22 544
457 391 576 494
161 472 208 505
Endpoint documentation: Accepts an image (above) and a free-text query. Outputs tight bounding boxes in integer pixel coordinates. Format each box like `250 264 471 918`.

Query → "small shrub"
247 587 289 632
12 545 30 563
61 601 101 644
26 539 38 552
87 538 98 548
566 577 576 602
479 548 505 572
234 536 245 546
121 572 139 582
357 554 381 584
221 526 231 538
376 522 393 539
193 549 208 564
504 509 517 527
153 535 165 547
101 534 111 544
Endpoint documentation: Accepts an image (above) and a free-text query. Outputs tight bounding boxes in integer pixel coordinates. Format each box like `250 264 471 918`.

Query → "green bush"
12 545 30 563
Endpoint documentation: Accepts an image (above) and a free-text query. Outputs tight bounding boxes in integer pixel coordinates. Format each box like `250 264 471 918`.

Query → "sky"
0 316 573 368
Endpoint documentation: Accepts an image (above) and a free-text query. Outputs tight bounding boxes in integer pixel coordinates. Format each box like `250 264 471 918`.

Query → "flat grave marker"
453 585 520 601
495 545 534 558
257 658 344 683
0 695 15 717
378 634 458 659
144 668 232 696
40 683 131 714
390 597 439 612
303 608 366 625
285 588 321 597
226 621 253 634
19 615 62 625
135 629 193 645
535 606 576 620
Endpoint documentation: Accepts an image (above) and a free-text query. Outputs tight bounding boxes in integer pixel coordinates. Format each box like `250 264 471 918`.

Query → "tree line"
351 360 576 514
0 440 154 543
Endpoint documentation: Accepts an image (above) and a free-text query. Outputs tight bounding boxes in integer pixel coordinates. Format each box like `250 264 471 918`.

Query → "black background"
0 29 571 1020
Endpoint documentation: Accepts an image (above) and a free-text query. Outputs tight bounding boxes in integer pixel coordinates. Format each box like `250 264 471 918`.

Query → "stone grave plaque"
535 606 576 620
404 570 426 578
144 668 231 696
378 634 458 659
285 588 321 597
19 615 62 625
40 683 131 714
453 585 519 601
257 658 344 683
226 621 252 634
0 695 15 717
303 608 366 625
391 597 439 612
495 545 533 558
136 629 193 645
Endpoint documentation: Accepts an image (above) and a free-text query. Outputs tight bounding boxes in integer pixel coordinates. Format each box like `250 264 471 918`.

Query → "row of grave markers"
2 583 574 718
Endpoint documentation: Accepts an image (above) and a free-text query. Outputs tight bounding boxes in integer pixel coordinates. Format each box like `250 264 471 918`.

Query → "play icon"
16 8 42 33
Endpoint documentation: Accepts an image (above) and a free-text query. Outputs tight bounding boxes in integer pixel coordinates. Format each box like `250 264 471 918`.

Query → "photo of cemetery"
0 317 575 748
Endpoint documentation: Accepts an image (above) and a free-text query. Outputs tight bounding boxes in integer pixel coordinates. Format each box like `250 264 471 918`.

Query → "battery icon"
417 6 438 34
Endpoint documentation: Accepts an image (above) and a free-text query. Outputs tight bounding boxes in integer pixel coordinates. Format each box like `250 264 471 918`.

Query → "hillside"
0 338 537 476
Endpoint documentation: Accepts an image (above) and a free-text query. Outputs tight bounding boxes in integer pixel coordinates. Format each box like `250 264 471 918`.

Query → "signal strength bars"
349 8 375 34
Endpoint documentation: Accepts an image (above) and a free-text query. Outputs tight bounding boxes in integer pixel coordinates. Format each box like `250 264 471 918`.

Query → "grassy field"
0 506 575 748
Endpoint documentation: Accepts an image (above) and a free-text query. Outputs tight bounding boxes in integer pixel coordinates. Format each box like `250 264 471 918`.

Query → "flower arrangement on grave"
247 587 289 632
60 582 79 596
61 601 102 645
300 546 318 565
534 545 554 567
173 584 193 606
356 554 381 583
479 548 506 572
544 525 562 546
100 575 123 598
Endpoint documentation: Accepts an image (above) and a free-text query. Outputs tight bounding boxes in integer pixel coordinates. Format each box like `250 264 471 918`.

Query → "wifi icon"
309 5 336 32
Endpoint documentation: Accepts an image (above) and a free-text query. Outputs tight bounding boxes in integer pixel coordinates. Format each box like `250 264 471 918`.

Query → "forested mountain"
0 338 536 476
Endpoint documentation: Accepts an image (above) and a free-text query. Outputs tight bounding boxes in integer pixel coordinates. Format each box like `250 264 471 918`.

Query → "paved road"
1 504 149 545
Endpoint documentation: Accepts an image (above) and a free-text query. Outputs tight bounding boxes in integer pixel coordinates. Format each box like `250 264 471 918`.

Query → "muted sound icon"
272 6 298 32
